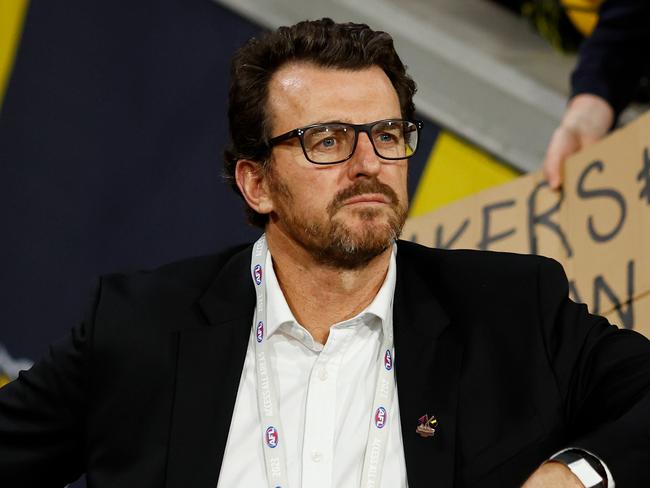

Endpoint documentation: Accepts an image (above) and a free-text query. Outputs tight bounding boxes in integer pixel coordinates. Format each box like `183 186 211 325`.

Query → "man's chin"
277 204 406 269
336 205 399 229
341 203 387 219
315 219 402 269
311 237 393 270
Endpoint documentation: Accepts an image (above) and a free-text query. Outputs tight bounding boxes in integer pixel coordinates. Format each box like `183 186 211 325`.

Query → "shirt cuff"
550 447 614 488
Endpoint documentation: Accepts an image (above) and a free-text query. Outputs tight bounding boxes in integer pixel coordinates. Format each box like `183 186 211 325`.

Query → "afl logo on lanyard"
256 321 264 343
375 407 387 429
265 426 279 448
253 264 263 285
384 349 393 370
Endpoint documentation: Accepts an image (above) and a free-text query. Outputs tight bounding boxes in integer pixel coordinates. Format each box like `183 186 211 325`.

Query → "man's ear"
235 159 274 215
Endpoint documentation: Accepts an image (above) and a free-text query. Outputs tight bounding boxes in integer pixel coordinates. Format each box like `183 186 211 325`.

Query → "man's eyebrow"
305 118 402 126
306 119 351 126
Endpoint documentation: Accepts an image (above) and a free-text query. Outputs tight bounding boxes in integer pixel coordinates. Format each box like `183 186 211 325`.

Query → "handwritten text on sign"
404 112 650 335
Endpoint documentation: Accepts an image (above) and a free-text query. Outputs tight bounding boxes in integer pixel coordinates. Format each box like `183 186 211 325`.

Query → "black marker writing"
593 259 635 329
477 200 516 250
638 147 650 204
436 219 470 249
527 181 573 258
577 160 626 243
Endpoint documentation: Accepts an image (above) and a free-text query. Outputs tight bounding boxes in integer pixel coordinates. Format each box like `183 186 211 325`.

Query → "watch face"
568 458 604 488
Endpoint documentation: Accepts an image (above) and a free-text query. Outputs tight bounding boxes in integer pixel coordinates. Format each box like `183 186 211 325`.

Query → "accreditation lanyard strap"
250 235 397 488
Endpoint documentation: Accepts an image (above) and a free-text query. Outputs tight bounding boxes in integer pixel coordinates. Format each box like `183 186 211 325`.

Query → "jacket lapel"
165 245 255 488
165 242 464 487
394 248 463 488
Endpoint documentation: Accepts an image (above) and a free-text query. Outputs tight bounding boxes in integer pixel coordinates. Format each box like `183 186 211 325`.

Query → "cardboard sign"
404 111 650 334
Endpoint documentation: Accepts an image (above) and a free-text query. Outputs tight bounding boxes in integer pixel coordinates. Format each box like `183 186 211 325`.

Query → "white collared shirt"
217 248 408 487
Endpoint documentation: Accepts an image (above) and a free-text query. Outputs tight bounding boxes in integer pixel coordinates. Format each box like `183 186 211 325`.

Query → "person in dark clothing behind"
544 0 650 189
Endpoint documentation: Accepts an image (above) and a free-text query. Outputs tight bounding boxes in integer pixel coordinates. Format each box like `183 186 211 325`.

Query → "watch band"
550 449 608 488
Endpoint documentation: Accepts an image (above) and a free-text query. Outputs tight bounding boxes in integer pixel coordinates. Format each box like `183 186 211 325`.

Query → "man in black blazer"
2 18 650 488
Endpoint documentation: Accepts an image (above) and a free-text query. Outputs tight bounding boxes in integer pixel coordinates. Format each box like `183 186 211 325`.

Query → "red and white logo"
384 349 393 370
254 264 263 285
265 426 279 448
256 321 264 343
375 407 387 429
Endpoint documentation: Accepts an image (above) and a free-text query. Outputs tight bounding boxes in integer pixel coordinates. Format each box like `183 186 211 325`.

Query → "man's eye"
377 132 397 144
319 137 337 148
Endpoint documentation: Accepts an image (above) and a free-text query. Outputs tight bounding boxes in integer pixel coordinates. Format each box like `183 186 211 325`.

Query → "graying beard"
301 213 403 270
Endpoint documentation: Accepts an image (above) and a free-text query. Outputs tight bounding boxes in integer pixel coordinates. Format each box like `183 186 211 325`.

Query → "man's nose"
347 132 382 177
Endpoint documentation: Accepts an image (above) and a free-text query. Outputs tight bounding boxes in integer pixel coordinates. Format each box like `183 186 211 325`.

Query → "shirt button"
311 451 323 463
318 369 328 381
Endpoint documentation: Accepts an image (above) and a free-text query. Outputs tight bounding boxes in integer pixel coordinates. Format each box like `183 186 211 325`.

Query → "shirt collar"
363 244 397 334
265 251 297 339
265 244 398 341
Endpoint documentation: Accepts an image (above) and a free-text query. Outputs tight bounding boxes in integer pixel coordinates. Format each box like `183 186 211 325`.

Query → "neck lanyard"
250 234 397 488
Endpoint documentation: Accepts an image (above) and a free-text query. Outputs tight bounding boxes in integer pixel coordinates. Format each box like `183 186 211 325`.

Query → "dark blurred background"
0 0 437 365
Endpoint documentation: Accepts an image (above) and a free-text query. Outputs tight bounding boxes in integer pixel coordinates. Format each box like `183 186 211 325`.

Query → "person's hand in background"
543 93 614 189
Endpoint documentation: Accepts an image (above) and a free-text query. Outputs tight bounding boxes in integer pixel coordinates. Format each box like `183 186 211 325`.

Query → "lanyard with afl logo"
250 234 397 488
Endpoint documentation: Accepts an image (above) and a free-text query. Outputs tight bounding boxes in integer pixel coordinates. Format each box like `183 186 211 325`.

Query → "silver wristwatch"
550 449 607 488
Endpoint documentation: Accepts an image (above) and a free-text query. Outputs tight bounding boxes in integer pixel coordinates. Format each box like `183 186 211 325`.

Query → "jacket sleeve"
537 257 650 486
571 0 650 121
0 280 101 487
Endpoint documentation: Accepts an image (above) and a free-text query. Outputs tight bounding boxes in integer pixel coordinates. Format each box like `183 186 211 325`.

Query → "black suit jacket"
1 241 650 487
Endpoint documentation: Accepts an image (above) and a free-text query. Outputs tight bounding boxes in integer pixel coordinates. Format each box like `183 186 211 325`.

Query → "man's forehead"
269 61 389 90
267 62 401 130
273 68 308 92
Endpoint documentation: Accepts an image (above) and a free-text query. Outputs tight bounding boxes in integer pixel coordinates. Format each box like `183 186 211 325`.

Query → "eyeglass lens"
302 120 418 164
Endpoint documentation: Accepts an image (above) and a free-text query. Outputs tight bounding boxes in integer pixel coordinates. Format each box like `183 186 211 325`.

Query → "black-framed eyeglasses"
268 119 423 165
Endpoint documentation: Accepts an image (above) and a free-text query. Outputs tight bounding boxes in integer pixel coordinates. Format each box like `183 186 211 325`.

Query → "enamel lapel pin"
416 414 438 438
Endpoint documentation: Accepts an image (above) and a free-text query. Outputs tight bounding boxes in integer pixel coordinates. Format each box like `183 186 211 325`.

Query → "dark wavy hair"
224 18 417 227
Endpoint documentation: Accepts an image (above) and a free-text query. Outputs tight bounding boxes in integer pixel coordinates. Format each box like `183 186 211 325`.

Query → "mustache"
327 178 400 216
